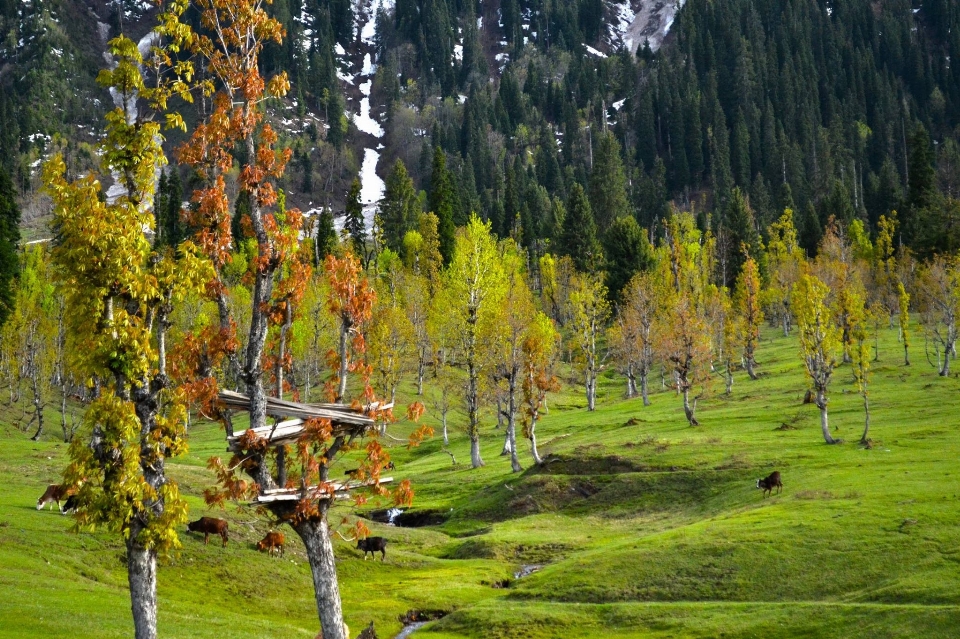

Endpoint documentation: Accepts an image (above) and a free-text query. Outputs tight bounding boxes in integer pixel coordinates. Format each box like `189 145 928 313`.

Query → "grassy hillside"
2 322 960 638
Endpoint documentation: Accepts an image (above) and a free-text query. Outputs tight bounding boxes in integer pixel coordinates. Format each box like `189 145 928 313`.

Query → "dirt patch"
775 423 799 431
794 490 835 500
535 455 646 475
366 509 449 527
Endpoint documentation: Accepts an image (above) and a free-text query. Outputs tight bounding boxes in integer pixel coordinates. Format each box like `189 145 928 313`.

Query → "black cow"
757 471 783 497
60 495 79 515
357 536 387 561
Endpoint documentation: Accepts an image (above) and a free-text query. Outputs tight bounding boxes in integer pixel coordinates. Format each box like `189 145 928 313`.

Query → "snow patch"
585 44 607 58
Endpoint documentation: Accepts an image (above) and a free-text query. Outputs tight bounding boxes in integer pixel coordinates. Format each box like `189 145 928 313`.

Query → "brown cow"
37 484 70 511
757 471 783 497
187 517 229 547
257 531 285 557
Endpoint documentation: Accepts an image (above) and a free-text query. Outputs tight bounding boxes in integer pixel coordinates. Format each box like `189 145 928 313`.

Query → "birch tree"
442 215 506 468
567 271 611 411
735 256 764 379
917 255 960 376
792 273 842 444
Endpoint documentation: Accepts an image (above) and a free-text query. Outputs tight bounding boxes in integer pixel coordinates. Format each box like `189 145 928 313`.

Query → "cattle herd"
37 472 784 559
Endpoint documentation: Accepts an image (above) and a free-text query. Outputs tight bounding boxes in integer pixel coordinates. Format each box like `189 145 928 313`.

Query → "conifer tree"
603 215 653 301
0 167 21 328
588 130 631 234
380 159 420 256
344 178 365 258
430 148 457 264
558 183 602 273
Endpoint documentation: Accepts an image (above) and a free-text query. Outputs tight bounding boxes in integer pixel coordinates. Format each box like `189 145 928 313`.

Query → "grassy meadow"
2 322 960 638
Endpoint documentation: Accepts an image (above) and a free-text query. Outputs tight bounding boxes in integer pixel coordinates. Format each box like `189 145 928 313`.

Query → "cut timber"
219 390 381 452
253 477 394 504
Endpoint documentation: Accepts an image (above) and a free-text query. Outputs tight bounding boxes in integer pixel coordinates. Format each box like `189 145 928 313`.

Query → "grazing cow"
187 517 229 547
757 471 783 497
257 531 285 557
37 484 69 511
384 461 395 471
357 536 387 561
60 495 79 515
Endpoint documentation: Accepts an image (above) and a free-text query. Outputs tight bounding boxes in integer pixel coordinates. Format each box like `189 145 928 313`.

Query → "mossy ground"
2 324 959 638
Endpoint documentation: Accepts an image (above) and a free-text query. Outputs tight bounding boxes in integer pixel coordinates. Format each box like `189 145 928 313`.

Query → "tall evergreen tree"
344 178 365 256
559 183 602 273
380 159 420 255
603 215 653 301
589 130 631 234
429 148 457 264
0 168 20 328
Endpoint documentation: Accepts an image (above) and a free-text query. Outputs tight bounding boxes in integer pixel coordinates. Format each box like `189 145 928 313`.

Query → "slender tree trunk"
744 351 758 380
441 407 448 446
817 390 837 444
682 386 699 426
940 338 952 376
585 365 596 411
904 341 910 366
528 416 543 466
126 538 157 639
725 360 734 396
859 394 870 444
337 318 350 401
640 370 650 407
417 351 425 395
782 312 789 337
294 517 347 639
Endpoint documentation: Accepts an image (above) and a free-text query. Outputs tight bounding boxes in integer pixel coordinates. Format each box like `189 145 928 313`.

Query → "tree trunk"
585 368 596 411
640 371 650 407
470 433 483 468
417 352 425 396
940 343 951 376
337 319 350 401
126 538 158 639
904 342 910 366
859 394 870 444
682 387 699 426
725 360 734 396
817 390 837 444
528 417 543 466
294 517 347 639
745 353 758 380
441 408 448 446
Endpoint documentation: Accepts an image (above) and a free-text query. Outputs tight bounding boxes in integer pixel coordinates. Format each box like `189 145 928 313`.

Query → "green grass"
2 324 960 638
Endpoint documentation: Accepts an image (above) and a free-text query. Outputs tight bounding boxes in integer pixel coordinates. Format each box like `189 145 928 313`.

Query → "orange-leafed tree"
175 2 395 637
325 251 376 402
521 311 561 465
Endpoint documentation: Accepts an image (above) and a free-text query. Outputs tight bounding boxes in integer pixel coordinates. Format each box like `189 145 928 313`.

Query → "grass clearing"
2 324 959 637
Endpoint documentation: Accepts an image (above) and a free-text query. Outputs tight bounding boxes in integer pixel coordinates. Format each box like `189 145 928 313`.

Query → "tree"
603 215 654 301
521 311 560 465
567 271 610 411
44 16 209 639
588 130 631 234
344 178 365 258
558 183 602 273
792 273 842 444
179 3 375 636
614 272 662 406
441 215 506 467
0 167 21 328
430 148 457 265
764 209 804 336
850 293 873 445
326 251 376 401
380 159 420 256
917 255 960 377
661 290 712 425
734 256 764 379
898 281 911 366
493 242 536 472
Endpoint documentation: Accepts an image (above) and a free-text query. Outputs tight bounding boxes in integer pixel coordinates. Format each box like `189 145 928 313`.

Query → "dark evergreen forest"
2 0 959 273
